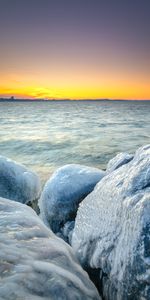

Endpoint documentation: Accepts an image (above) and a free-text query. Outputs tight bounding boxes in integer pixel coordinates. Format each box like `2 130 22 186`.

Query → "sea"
0 100 150 185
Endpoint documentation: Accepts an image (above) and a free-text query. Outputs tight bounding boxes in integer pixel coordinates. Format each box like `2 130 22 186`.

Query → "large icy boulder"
106 152 133 173
39 164 105 241
0 156 41 204
72 145 150 300
0 197 100 300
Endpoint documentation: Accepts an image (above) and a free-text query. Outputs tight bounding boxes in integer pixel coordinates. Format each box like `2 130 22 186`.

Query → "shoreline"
1 98 150 102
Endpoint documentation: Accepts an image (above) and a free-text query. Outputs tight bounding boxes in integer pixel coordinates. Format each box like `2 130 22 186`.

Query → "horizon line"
0 97 150 102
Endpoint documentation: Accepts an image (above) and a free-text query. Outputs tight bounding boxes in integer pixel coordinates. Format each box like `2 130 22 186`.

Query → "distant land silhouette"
0 97 150 102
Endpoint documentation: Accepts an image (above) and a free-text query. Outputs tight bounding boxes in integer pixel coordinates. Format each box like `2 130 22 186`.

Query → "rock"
106 152 133 173
0 156 41 204
0 197 100 300
39 164 105 240
72 145 150 300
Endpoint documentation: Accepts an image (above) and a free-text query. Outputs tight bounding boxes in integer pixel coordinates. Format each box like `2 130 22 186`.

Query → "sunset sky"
0 0 150 100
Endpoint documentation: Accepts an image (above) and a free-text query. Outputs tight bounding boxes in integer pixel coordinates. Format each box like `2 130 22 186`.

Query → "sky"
0 0 150 100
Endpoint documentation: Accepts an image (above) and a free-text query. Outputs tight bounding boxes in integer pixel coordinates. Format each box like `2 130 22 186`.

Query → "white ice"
106 152 133 173
0 155 41 204
0 197 100 300
72 145 150 300
39 164 105 240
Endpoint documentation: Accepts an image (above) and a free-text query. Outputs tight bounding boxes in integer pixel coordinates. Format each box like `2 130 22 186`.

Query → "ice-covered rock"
0 197 100 300
72 145 150 300
58 220 75 244
106 152 133 173
0 156 41 204
39 164 105 240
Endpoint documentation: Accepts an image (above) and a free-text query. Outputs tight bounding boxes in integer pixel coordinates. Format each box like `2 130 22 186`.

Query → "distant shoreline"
0 98 150 102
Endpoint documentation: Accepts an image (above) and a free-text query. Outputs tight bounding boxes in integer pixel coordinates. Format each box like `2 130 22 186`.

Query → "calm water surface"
0 100 150 184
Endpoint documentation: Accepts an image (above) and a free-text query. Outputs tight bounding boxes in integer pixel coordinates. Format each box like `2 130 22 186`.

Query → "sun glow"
0 71 150 100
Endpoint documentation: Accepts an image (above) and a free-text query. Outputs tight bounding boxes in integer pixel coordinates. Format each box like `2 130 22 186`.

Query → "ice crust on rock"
72 145 150 300
0 156 41 204
106 152 133 173
39 164 105 239
0 197 100 300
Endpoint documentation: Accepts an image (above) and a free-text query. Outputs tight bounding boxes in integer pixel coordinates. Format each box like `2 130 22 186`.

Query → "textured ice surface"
39 164 105 240
72 145 150 300
0 156 41 204
0 197 100 300
106 152 133 173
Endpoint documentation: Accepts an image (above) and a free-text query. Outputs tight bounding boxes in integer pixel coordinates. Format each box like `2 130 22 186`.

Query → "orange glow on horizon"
0 73 150 100
1 31 150 100
1 49 150 100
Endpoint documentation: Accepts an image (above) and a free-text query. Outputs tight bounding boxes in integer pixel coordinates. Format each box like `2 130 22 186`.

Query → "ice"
106 152 133 173
39 164 105 241
0 156 41 204
0 197 100 300
72 145 150 299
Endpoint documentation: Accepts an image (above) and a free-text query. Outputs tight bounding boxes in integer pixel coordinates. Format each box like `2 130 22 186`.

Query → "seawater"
0 100 150 184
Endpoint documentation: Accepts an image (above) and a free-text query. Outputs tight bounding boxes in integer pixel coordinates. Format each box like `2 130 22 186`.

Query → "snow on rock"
0 197 100 300
39 164 105 240
72 145 150 300
0 156 41 204
106 152 133 173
